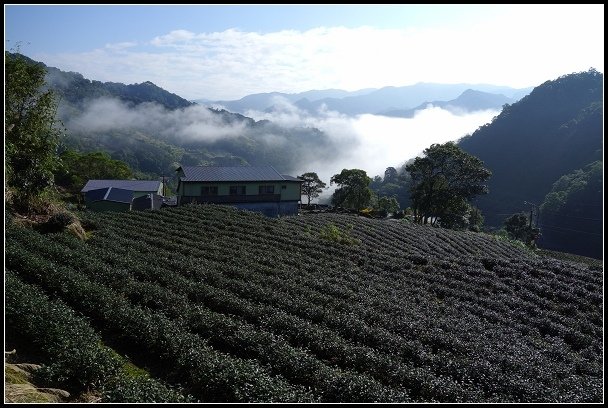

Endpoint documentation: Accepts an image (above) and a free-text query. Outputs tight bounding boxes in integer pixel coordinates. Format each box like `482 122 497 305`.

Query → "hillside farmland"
5 205 603 402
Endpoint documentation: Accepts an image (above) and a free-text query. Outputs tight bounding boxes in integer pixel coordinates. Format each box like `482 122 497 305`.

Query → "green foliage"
467 206 484 232
6 268 189 402
503 213 540 247
491 230 534 253
383 167 398 184
370 166 413 210
39 211 76 233
298 172 327 206
375 196 400 216
5 51 63 211
44 61 194 110
330 169 373 210
406 142 491 229
102 375 191 403
55 150 133 193
319 223 360 246
538 160 602 258
540 161 602 213
5 271 122 393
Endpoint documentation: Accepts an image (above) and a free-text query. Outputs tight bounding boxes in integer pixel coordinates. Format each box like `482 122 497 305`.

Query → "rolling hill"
5 205 603 402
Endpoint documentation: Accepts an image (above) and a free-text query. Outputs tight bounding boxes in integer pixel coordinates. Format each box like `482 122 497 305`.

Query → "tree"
330 169 373 210
376 196 400 216
406 142 491 228
468 206 485 232
5 51 63 211
55 150 134 193
384 167 398 184
504 213 540 246
538 161 602 258
371 165 413 210
298 172 327 206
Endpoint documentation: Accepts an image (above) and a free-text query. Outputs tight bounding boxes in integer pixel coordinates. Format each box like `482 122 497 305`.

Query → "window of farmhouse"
229 185 246 195
259 185 275 194
201 186 218 195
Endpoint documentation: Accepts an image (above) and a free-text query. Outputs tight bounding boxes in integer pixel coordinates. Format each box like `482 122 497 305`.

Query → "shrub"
319 223 360 246
41 211 76 233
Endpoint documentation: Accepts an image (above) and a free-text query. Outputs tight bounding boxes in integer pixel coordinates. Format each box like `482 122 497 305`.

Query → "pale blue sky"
6 5 499 52
5 4 604 100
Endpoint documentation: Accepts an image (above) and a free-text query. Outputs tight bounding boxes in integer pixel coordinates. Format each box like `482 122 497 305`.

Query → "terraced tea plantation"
5 205 603 402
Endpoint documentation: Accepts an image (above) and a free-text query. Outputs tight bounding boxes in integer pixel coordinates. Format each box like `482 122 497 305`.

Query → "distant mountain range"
199 83 532 116
379 89 514 118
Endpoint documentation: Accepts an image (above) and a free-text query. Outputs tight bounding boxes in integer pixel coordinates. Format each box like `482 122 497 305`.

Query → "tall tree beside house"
330 169 373 210
406 142 491 229
5 51 63 212
298 172 327 206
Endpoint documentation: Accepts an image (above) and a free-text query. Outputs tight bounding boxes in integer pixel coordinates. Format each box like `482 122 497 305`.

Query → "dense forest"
537 161 603 258
457 69 603 258
458 69 602 225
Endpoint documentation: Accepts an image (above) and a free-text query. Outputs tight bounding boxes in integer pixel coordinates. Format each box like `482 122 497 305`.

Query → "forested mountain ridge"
458 69 603 225
2 52 196 111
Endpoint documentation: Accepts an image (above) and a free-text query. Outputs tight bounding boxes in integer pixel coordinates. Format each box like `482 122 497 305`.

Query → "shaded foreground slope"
5 205 603 402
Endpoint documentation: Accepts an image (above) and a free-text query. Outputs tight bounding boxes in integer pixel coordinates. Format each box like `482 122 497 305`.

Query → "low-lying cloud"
244 98 499 199
66 97 247 142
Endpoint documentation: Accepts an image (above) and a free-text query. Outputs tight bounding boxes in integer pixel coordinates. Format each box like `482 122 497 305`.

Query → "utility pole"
524 201 541 247
524 201 538 227
162 175 166 197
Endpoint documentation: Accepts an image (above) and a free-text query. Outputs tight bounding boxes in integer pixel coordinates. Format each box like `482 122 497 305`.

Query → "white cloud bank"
66 98 247 142
244 98 499 199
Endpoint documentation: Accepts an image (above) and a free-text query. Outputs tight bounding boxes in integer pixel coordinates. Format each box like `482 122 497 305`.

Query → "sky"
5 4 604 101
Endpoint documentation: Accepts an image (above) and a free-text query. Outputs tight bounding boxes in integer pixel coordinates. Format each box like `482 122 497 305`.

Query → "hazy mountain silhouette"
379 89 514 118
202 83 531 115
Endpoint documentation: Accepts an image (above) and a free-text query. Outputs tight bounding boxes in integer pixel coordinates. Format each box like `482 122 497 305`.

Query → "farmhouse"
176 165 302 217
81 180 163 198
83 187 133 212
81 180 164 212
